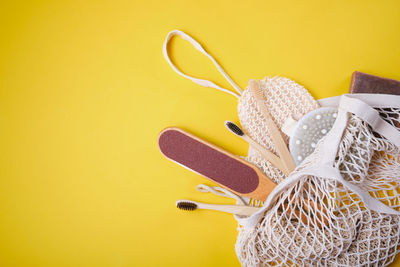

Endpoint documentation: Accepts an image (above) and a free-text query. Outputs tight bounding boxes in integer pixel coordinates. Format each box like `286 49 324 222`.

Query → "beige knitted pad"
238 76 319 184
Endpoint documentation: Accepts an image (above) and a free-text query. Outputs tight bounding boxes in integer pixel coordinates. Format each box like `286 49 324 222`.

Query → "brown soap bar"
349 71 400 95
349 71 400 128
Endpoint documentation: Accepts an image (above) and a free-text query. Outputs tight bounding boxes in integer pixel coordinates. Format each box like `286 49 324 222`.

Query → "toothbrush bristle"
176 201 198 211
225 121 244 136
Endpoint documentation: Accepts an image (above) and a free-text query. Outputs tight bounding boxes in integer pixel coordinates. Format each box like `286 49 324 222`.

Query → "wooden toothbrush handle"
249 80 296 174
263 111 296 173
245 134 289 176
199 203 261 216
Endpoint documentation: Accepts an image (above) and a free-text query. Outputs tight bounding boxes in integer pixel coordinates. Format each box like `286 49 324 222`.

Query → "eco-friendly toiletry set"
158 30 400 266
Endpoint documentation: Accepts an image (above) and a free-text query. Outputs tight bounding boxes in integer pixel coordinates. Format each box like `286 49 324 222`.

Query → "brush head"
176 200 198 211
225 121 244 136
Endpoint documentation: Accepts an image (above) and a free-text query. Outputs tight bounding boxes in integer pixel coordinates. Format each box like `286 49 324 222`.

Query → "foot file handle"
158 127 276 201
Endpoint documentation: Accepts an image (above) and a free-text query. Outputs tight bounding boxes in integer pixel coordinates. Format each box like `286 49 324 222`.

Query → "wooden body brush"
158 127 277 201
248 79 296 174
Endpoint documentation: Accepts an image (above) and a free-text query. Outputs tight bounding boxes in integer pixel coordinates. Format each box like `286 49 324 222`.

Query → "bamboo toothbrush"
224 120 289 175
176 200 261 216
176 198 327 227
248 79 296 174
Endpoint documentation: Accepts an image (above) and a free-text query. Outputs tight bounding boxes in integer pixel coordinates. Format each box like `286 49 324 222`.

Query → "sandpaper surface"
158 129 259 194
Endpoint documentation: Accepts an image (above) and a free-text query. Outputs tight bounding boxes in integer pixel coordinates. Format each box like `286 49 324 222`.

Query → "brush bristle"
225 121 244 136
176 201 198 211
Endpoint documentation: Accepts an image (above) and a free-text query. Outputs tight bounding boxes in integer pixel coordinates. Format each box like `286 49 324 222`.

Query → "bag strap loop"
340 95 400 147
163 30 243 98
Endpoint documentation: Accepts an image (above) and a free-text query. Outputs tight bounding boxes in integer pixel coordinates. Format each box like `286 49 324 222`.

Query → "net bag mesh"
235 85 400 266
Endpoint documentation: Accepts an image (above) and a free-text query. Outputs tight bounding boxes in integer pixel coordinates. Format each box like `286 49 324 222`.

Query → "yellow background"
1 0 400 266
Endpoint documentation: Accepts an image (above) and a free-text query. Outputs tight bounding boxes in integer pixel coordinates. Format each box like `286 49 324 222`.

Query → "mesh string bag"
162 30 400 266
235 94 400 266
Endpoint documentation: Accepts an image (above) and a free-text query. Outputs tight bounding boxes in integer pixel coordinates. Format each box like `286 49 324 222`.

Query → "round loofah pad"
237 77 320 183
289 107 338 165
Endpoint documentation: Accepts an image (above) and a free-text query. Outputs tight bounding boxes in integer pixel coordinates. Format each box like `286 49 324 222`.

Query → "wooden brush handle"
248 80 296 174
244 134 289 176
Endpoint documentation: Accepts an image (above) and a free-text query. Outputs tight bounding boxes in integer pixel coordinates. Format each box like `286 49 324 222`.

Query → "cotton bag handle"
339 95 400 148
163 30 243 98
319 94 400 148
239 94 400 228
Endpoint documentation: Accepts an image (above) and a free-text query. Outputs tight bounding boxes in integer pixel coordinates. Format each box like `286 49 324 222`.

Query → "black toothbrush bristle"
226 121 244 136
177 201 198 211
